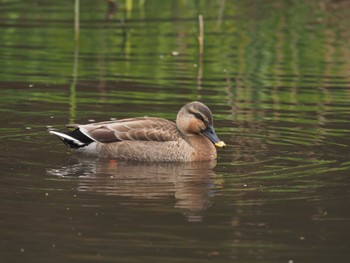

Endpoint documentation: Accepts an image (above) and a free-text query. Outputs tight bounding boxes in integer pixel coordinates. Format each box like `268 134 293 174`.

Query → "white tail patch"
49 130 85 146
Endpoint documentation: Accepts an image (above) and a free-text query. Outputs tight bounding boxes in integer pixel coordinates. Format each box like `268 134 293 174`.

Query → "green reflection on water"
1 1 350 86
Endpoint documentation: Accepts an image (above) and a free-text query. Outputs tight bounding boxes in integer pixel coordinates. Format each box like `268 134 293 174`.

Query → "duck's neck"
187 134 217 161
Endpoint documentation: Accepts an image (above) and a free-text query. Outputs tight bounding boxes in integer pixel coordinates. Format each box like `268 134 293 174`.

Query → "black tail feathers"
49 129 94 149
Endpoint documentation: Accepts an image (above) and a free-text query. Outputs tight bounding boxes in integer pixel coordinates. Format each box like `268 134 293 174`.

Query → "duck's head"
176 101 226 148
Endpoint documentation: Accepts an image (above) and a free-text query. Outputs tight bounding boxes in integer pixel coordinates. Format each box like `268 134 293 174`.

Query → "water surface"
1 1 350 262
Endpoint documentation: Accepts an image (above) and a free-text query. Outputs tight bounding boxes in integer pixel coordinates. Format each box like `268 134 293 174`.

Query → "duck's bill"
202 125 226 148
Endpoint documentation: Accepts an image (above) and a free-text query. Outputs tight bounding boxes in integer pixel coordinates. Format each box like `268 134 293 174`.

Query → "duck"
49 101 226 162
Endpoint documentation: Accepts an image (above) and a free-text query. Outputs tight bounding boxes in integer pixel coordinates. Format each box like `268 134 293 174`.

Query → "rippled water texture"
1 1 350 262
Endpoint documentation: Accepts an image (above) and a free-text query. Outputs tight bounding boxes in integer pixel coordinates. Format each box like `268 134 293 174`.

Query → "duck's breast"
187 135 217 161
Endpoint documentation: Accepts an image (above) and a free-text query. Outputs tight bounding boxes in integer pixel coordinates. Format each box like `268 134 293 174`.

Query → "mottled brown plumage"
49 101 226 162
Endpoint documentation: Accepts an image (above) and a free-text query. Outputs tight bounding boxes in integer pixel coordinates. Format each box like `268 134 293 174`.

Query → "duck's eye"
194 113 203 121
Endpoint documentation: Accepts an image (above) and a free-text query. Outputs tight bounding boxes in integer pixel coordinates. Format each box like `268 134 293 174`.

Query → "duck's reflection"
47 157 218 222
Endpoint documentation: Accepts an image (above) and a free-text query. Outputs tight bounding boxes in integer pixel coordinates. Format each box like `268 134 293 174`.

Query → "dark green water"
1 1 350 262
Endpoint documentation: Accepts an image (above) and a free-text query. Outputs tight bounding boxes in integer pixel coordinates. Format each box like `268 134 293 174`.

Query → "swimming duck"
49 101 226 162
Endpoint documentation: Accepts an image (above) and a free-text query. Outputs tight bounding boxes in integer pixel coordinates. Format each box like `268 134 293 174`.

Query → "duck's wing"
76 117 184 143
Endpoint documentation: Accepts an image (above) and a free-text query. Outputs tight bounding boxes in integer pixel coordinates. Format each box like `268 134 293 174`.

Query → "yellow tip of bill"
215 141 226 148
